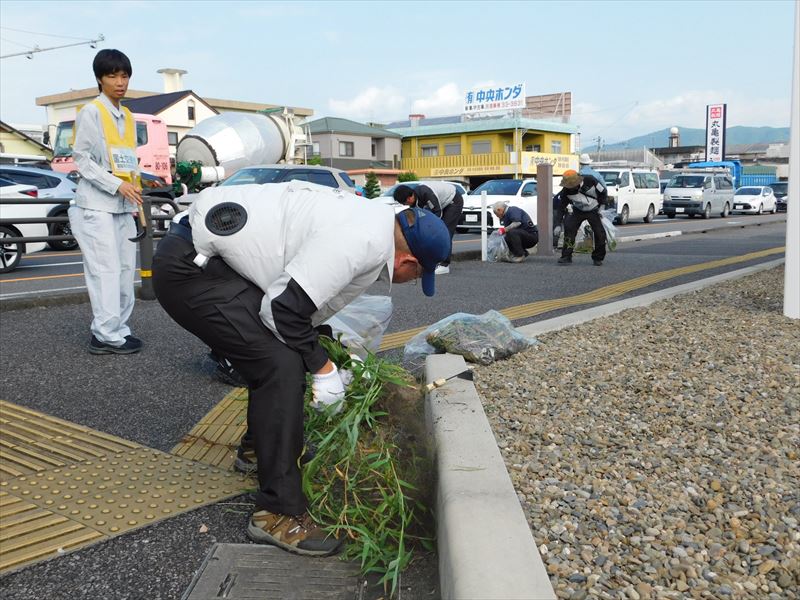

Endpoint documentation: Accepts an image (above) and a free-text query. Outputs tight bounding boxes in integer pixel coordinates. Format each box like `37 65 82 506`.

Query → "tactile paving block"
172 387 249 471
1 449 250 537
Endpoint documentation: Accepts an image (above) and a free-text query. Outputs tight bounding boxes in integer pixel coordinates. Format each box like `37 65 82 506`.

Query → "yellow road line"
378 246 784 351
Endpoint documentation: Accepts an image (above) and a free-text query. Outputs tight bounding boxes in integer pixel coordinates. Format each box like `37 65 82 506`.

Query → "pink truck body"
51 113 172 183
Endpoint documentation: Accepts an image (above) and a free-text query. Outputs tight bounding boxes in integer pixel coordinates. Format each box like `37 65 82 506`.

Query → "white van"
595 167 662 224
662 169 735 219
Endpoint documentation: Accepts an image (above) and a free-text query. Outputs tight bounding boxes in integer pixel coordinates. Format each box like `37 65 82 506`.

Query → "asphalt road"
0 213 786 301
0 215 789 600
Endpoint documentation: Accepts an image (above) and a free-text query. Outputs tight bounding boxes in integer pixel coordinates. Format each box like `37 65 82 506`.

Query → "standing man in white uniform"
69 49 143 354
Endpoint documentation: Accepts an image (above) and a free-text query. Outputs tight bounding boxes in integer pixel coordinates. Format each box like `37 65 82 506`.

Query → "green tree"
307 154 323 165
364 171 381 199
397 171 418 182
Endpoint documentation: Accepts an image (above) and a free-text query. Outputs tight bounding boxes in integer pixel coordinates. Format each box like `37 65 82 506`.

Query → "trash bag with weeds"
403 310 536 375
303 336 434 596
487 230 513 262
323 295 393 358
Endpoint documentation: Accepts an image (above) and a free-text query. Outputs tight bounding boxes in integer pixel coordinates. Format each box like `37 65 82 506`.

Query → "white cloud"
410 83 463 117
328 86 407 121
576 91 791 143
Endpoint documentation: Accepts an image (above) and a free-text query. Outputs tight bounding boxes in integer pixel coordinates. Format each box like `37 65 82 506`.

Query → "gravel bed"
475 266 799 599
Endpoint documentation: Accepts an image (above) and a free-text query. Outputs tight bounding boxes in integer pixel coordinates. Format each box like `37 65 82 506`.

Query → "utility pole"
1 35 104 59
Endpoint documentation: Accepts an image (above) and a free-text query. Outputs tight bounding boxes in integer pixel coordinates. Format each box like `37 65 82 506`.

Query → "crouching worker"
152 182 450 557
492 201 539 262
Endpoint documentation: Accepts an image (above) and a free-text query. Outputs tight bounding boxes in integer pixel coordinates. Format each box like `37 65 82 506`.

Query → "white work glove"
338 353 364 388
311 364 346 414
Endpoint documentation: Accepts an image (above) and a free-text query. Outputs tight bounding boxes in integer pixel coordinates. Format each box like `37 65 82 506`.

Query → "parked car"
459 179 538 231
0 165 77 250
731 186 778 215
594 167 661 224
177 164 357 206
662 169 735 219
0 178 48 273
771 181 788 212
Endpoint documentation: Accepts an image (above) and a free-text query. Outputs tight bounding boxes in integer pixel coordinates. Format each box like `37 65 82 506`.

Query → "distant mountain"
604 126 790 150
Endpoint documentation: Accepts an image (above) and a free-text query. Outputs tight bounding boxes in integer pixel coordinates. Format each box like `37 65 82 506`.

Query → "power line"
0 34 104 60
0 36 35 50
0 27 95 41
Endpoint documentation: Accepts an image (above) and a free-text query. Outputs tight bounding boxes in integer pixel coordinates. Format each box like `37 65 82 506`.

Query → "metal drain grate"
182 543 363 600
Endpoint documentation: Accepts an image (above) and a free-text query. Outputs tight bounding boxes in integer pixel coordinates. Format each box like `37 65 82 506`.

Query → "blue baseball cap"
397 207 450 296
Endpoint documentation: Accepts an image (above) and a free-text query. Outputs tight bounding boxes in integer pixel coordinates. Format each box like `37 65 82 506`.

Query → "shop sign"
463 83 526 114
705 103 727 161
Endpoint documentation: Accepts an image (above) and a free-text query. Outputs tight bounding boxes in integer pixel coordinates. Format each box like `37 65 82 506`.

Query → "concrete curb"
424 354 556 600
423 258 784 599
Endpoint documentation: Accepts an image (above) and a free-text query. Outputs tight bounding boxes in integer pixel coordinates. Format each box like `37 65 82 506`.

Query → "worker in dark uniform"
393 181 464 274
491 202 539 262
554 169 608 266
152 181 449 557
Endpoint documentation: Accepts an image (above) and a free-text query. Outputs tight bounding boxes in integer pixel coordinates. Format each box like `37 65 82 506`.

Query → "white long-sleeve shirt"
72 94 135 213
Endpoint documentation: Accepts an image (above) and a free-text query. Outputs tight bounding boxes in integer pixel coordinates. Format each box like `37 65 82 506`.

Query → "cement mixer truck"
172 107 311 195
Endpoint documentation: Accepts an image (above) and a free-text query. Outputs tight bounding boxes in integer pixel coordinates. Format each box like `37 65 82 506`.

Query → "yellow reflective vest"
90 99 140 187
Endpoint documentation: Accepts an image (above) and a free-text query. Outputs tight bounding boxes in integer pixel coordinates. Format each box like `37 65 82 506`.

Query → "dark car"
771 181 788 212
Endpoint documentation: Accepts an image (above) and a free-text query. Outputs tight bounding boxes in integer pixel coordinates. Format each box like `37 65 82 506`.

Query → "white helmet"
579 153 593 165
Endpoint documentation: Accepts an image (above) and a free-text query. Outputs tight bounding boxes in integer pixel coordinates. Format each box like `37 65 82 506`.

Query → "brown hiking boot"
247 510 342 556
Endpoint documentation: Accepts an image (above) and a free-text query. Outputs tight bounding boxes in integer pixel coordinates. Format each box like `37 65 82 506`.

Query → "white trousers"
68 206 136 345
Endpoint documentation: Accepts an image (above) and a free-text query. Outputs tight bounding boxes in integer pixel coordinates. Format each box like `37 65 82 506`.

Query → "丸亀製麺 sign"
705 103 727 162
464 83 526 114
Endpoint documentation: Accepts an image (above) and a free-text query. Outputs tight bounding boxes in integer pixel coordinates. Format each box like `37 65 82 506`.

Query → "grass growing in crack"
302 337 434 596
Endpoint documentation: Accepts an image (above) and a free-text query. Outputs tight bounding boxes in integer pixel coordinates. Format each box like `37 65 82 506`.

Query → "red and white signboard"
705 103 727 161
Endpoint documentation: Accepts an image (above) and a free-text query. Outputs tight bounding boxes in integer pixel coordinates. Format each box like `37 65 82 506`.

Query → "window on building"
525 145 535 152
312 142 320 156
421 144 439 157
339 141 354 157
444 143 461 155
167 131 179 146
471 140 491 154
504 144 514 153
135 122 148 146
187 102 196 122
371 142 376 157
550 140 562 153
533 144 541 152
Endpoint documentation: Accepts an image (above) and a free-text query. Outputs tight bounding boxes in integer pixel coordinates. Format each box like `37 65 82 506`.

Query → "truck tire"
702 203 712 219
0 225 23 273
643 204 655 223
721 202 730 218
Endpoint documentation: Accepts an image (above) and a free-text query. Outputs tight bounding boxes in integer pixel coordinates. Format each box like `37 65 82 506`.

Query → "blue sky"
0 0 796 145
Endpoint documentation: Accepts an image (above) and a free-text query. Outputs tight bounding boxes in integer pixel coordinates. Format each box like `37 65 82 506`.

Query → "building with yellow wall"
385 115 578 188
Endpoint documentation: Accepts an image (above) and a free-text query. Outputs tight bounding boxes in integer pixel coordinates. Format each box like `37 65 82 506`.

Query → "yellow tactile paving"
171 387 248 471
0 400 249 575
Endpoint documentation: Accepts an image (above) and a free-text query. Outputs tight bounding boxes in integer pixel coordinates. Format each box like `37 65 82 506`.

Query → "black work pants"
153 233 308 516
562 208 607 262
440 193 464 266
505 228 539 257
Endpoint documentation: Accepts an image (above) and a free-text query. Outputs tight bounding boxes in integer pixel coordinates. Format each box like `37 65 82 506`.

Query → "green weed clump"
302 338 433 596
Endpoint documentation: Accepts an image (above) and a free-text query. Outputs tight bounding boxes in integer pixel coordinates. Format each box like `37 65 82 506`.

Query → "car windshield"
220 168 284 186
770 182 787 197
735 187 761 196
668 175 706 188
53 122 75 157
597 171 620 185
470 180 522 195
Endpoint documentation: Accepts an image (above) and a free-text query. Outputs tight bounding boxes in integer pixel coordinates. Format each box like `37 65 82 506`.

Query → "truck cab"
662 168 735 219
51 113 172 183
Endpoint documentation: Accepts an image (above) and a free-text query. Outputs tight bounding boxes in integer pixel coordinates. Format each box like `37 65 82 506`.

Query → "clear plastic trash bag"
487 230 513 262
403 310 537 376
324 295 393 359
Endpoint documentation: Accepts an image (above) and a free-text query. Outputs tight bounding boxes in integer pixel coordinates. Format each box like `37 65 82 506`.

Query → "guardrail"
0 194 181 299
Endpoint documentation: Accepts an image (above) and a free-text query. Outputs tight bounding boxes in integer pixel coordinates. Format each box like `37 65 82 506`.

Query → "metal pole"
536 163 554 256
481 191 488 261
138 196 156 300
784 2 800 318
